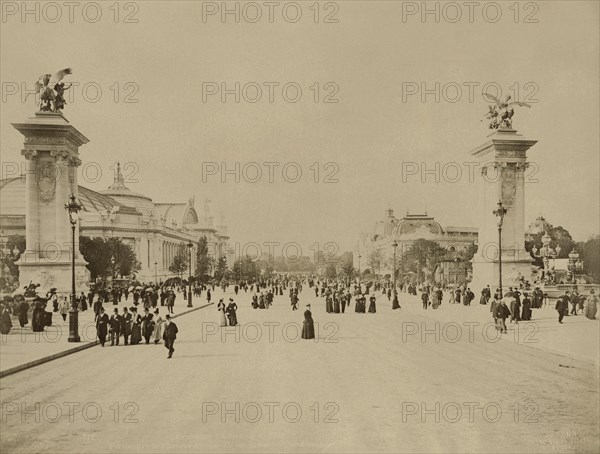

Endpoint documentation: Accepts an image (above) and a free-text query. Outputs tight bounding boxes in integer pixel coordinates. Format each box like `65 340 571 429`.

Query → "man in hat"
495 298 510 334
163 314 178 359
121 306 132 345
93 296 103 323
96 307 109 347
555 291 570 324
109 308 122 346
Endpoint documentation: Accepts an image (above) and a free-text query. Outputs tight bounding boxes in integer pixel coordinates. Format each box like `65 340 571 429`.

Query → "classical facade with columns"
0 114 232 290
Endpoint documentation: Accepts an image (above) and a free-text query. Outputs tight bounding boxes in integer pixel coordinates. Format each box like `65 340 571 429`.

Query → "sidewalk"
0 291 217 378
396 291 600 365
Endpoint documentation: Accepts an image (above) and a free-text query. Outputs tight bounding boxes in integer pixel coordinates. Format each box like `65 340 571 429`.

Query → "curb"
0 302 214 379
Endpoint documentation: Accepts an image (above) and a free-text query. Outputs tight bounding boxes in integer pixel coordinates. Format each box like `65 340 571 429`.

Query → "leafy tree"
401 239 447 284
231 255 258 281
257 260 275 279
79 236 140 281
195 236 212 282
324 263 337 279
169 245 189 279
582 235 600 281
525 226 575 263
368 249 384 276
107 237 141 277
340 263 356 285
214 255 229 281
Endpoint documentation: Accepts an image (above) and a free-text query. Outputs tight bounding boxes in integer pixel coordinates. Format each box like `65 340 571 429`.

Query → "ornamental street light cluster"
567 248 584 287
531 231 560 285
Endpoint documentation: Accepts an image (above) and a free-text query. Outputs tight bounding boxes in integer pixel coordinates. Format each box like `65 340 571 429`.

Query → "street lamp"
111 256 116 281
392 240 398 289
357 254 361 286
65 194 82 342
531 231 560 284
493 200 507 297
187 241 193 307
154 261 158 284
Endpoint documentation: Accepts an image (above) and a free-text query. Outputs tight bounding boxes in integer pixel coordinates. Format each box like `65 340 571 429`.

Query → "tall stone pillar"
23 156 40 253
13 112 90 294
469 127 537 293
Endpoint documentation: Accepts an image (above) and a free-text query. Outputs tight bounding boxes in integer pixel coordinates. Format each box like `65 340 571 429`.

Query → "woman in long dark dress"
326 296 333 313
226 299 238 326
354 294 362 313
392 291 401 310
333 295 340 314
32 301 45 332
18 300 29 327
130 308 142 344
0 304 12 335
368 295 377 313
301 305 315 340
141 312 155 344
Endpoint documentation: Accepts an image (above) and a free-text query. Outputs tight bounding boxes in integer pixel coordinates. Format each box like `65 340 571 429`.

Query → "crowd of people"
1 274 598 353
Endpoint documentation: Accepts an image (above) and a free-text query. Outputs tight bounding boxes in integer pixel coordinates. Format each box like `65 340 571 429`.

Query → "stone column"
22 151 39 254
53 152 70 260
70 156 83 260
12 112 90 294
469 128 537 293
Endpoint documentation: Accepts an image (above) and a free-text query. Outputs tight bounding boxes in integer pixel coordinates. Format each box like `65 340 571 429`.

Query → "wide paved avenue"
1 291 598 453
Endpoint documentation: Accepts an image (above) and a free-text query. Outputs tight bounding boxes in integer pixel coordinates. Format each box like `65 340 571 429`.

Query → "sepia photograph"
0 1 599 453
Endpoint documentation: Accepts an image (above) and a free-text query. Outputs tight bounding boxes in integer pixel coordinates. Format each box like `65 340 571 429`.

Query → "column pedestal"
469 128 537 294
12 112 90 295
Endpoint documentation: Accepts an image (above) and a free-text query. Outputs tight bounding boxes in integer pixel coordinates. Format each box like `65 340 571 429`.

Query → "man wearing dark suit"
570 291 579 315
163 314 178 359
421 290 429 310
109 308 122 346
121 307 132 345
483 285 491 302
556 292 569 324
96 308 109 347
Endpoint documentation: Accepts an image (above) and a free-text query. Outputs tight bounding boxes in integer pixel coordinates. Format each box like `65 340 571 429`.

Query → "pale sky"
1 0 599 256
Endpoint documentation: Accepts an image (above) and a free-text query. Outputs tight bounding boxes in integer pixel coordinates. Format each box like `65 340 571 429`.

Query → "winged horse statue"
483 94 531 129
35 68 73 112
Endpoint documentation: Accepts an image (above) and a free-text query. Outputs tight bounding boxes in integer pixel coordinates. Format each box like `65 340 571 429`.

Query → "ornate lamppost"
493 200 507 297
65 194 81 342
187 241 193 307
531 231 560 284
154 261 158 284
111 256 116 282
567 249 583 288
357 254 361 287
392 240 398 289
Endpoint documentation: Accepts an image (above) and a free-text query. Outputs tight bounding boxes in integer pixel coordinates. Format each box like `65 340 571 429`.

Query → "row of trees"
79 236 141 280
324 239 452 284
3 228 599 290
0 235 141 288
167 237 229 283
